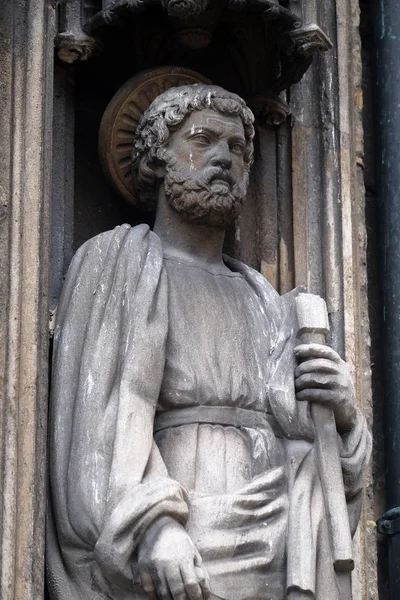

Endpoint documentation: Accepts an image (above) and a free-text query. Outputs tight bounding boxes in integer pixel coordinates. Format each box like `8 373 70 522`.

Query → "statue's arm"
92 395 191 586
93 365 210 600
50 225 197 596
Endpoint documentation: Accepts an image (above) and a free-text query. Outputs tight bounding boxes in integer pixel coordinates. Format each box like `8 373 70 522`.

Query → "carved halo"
99 67 212 206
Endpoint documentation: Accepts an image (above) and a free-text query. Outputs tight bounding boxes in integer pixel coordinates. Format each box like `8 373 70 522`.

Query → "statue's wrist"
139 515 182 548
336 405 358 434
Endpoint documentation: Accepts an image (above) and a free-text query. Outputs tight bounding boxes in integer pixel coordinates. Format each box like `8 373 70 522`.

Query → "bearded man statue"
47 84 371 600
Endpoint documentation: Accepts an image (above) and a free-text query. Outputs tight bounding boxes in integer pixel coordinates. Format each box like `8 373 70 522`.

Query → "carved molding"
58 0 304 66
82 0 300 27
55 1 332 127
0 2 54 598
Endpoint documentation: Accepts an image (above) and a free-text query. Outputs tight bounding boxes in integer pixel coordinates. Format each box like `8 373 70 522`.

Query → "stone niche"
51 0 332 304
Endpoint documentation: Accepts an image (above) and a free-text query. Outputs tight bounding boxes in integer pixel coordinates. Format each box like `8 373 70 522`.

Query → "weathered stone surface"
0 2 55 598
0 1 377 599
288 0 378 597
48 84 371 600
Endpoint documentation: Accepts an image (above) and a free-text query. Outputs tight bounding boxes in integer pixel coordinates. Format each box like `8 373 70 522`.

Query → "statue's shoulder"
56 224 163 329
223 254 306 323
75 223 156 262
223 255 280 300
62 223 161 301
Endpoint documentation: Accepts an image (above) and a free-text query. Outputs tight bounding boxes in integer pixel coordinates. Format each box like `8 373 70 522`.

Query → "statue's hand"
137 516 210 600
294 343 357 433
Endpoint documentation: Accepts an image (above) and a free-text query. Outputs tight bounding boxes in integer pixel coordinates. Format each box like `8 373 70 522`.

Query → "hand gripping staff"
295 293 354 575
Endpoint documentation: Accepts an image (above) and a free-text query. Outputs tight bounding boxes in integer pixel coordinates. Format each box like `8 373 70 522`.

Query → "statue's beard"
163 162 249 229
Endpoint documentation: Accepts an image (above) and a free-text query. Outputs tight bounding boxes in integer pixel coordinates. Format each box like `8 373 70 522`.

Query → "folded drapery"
47 224 371 600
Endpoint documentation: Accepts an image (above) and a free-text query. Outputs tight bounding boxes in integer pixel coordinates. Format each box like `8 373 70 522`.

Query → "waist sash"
154 405 283 438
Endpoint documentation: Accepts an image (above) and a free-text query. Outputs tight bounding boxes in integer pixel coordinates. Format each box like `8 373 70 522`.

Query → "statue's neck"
153 189 228 270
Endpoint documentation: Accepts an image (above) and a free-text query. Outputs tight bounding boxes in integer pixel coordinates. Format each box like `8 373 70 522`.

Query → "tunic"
47 225 371 600
156 255 287 600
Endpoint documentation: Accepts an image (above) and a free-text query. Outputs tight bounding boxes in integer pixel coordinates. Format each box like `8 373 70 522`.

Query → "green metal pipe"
374 0 400 597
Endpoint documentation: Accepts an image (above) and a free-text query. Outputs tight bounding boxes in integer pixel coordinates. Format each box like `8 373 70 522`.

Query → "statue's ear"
152 162 166 179
151 148 167 180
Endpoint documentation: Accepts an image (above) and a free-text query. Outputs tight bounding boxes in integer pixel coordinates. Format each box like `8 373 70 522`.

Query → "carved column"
0 2 55 598
288 0 375 598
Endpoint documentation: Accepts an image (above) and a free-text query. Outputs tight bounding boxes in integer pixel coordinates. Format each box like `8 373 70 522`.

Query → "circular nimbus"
99 66 212 206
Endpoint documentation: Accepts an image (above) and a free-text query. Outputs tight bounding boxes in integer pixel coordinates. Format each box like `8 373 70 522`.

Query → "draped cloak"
47 224 371 600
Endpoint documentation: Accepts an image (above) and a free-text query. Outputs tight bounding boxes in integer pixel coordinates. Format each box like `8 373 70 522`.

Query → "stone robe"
47 224 371 600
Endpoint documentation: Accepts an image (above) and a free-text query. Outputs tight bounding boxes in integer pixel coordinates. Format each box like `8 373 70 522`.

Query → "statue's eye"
193 134 210 145
231 142 245 155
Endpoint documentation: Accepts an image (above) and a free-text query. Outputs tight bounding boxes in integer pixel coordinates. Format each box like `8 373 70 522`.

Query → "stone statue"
47 85 371 600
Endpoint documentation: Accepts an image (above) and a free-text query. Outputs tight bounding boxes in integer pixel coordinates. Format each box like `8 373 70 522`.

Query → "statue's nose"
210 142 232 169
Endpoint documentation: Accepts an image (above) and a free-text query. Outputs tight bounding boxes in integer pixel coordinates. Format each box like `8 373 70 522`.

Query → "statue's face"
161 108 249 228
167 108 247 188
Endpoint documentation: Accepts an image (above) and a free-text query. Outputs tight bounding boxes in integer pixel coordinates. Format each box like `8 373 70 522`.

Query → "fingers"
296 388 357 431
140 569 158 600
144 559 209 600
294 353 350 395
295 372 341 391
155 571 174 600
138 526 209 600
195 565 210 600
294 343 356 432
141 564 176 600
180 560 204 600
294 358 339 379
296 388 338 404
165 566 187 600
193 550 210 599
294 343 342 363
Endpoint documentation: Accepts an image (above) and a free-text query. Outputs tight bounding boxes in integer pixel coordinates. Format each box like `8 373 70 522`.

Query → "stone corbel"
247 24 332 126
168 3 223 50
289 24 333 58
272 24 333 94
248 94 291 127
56 0 101 64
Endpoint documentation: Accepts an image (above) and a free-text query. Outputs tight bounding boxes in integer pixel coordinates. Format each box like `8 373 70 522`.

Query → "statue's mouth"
212 179 230 188
209 171 234 188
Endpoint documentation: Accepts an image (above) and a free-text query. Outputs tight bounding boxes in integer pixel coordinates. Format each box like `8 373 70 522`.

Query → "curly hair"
132 84 255 211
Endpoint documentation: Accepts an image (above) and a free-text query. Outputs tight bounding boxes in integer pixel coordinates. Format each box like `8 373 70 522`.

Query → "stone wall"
0 0 382 598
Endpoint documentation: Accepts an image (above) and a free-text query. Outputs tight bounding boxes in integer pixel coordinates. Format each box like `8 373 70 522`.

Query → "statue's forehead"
204 115 244 135
183 108 245 136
